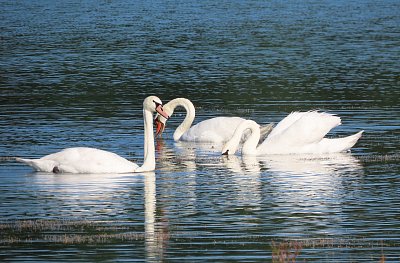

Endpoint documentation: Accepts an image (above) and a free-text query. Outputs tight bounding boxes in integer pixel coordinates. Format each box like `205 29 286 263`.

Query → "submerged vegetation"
0 219 144 244
272 240 303 263
0 219 395 261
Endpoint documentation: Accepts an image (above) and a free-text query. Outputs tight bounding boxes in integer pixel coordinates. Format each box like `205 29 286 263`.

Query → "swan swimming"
154 98 273 143
16 96 170 174
222 111 363 155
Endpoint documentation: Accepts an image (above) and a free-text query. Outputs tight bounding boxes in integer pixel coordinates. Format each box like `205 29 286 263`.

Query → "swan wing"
259 122 274 142
265 111 341 146
267 112 307 139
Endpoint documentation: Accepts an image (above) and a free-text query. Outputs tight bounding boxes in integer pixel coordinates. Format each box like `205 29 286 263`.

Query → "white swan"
154 98 274 143
222 111 364 155
16 96 170 174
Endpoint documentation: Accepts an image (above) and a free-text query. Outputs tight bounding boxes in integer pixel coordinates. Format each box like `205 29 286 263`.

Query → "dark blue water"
1 0 399 261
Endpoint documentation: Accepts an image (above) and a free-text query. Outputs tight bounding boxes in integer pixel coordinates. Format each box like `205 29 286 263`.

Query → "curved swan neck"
135 109 156 172
241 121 261 155
224 120 260 155
164 98 195 141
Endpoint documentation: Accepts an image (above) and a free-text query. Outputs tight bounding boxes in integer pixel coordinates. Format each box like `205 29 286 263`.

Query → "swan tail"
343 130 364 150
16 158 56 172
259 123 274 142
15 157 33 165
321 130 364 153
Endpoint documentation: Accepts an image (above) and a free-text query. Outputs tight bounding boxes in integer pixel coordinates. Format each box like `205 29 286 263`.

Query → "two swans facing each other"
16 96 170 174
222 111 363 156
154 98 273 143
16 97 364 174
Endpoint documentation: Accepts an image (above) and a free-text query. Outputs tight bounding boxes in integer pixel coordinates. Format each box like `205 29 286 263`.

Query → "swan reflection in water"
222 152 363 195
156 139 224 172
24 172 167 261
258 153 364 205
221 154 264 209
223 153 364 235
158 138 364 236
24 172 142 217
144 172 168 262
158 139 363 210
158 140 265 208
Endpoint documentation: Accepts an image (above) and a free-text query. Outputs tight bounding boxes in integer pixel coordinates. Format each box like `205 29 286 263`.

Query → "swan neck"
240 121 261 155
167 98 195 141
223 120 260 155
242 121 261 155
136 109 155 172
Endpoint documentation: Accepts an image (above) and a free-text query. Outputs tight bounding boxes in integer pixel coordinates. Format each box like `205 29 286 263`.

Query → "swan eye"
153 100 162 107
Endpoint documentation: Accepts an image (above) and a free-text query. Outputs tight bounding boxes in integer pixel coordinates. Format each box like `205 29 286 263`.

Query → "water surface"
1 0 399 261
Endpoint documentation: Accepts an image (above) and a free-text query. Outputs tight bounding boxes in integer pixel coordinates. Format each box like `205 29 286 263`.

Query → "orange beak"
154 104 168 137
155 104 169 120
155 118 165 137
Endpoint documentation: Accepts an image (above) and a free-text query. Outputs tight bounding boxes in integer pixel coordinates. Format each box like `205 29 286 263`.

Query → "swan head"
154 102 175 137
143 96 169 119
153 98 195 138
221 140 239 156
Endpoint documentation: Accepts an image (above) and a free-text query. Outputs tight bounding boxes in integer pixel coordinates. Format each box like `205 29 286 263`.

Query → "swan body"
16 147 139 174
155 98 274 143
222 111 363 155
16 96 170 174
179 116 250 142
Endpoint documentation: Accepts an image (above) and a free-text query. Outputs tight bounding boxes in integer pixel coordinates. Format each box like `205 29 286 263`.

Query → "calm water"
1 0 399 261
